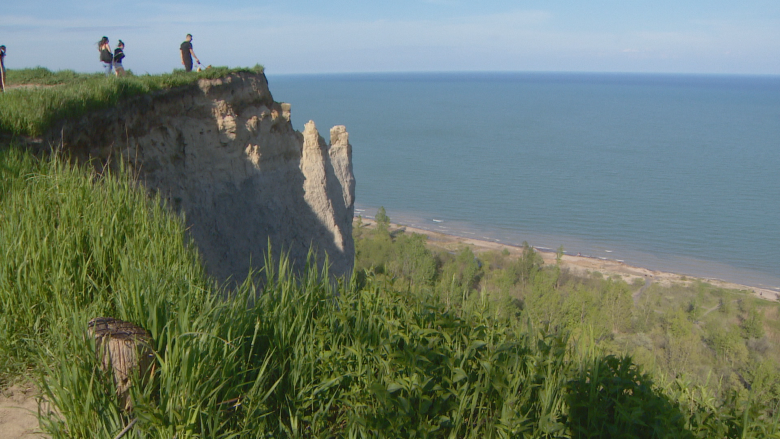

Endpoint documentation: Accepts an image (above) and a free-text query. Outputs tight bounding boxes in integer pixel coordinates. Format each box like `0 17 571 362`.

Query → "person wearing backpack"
114 40 126 76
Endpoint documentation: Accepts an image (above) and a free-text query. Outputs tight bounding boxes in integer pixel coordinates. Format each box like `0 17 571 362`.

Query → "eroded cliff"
44 72 355 283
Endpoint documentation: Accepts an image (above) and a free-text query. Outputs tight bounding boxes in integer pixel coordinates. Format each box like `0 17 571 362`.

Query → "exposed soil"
0 384 46 439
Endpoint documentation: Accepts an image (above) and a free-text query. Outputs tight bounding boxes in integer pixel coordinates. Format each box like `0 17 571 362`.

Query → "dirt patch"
0 384 46 439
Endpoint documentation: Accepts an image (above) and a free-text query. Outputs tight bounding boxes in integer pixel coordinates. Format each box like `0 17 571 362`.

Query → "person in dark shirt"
113 40 126 76
98 36 113 76
0 45 6 92
180 34 200 72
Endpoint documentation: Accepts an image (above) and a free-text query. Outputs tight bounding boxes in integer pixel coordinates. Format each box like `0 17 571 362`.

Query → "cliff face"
47 72 355 282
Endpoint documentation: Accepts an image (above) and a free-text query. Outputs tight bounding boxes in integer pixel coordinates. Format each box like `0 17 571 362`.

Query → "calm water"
267 72 780 290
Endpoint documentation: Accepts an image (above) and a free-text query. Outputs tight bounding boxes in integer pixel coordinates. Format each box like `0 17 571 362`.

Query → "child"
114 40 126 76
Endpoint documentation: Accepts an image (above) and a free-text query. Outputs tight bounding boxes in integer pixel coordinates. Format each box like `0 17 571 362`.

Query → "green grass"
2 148 778 437
5 67 88 86
0 148 574 437
0 65 264 137
355 210 780 437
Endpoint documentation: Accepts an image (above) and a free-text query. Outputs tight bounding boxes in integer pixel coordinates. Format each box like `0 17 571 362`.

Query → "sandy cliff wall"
44 72 355 283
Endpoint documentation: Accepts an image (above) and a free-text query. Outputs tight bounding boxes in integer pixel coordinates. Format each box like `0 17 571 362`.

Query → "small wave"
605 250 613 253
432 219 444 223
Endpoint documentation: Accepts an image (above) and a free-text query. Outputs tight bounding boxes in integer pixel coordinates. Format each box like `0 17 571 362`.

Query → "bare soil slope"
0 385 45 439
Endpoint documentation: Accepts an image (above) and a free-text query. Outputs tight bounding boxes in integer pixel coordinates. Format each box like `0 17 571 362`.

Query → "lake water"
266 72 780 290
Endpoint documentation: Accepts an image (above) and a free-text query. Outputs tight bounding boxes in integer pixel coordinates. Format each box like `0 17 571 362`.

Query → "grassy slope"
1 147 776 437
0 149 580 437
0 66 263 137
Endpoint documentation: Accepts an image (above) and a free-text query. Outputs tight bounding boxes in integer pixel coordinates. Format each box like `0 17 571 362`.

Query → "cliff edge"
43 72 355 282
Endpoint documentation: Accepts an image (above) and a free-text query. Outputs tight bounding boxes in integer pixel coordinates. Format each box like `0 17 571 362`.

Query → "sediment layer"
36 72 355 282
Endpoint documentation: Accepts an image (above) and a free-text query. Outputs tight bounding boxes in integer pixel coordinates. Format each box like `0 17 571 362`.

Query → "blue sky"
2 0 779 75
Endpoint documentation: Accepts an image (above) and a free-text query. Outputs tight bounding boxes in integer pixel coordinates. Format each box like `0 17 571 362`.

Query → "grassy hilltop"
0 66 263 137
0 69 779 437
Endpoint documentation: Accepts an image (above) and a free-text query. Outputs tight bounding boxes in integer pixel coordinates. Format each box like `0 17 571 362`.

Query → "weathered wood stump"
87 317 154 410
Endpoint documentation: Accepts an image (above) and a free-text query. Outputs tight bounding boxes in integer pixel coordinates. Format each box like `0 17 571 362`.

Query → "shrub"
567 355 691 438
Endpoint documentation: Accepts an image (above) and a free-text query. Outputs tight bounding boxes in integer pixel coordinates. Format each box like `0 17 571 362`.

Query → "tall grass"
0 148 571 437
5 67 87 86
0 147 212 378
0 66 264 137
1 148 776 437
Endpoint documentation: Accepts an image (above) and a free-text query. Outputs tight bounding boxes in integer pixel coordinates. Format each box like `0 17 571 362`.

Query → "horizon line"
266 69 780 78
7 66 780 78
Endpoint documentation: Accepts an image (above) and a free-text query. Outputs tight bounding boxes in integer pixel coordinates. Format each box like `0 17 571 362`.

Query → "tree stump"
87 317 154 411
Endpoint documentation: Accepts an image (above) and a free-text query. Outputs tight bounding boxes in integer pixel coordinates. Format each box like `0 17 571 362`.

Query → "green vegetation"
0 66 264 137
1 146 779 437
355 209 780 437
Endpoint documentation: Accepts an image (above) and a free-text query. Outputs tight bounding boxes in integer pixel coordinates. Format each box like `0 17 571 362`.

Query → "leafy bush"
353 208 780 437
567 354 691 438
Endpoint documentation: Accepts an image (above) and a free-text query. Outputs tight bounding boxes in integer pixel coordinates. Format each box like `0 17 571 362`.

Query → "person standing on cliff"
0 45 6 92
180 34 200 72
113 40 126 76
98 36 113 76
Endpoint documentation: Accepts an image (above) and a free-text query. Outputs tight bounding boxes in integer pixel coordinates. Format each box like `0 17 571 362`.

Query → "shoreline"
357 217 780 303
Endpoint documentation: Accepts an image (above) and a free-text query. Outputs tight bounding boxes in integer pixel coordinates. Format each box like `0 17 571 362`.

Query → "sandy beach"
359 218 780 303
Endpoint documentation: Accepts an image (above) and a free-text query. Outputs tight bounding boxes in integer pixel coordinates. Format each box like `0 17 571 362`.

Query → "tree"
354 210 393 273
388 233 437 288
741 308 765 339
438 246 482 305
718 298 733 315
518 241 542 289
686 298 701 322
375 206 390 233
353 215 365 240
600 280 633 333
707 325 748 368
523 268 562 328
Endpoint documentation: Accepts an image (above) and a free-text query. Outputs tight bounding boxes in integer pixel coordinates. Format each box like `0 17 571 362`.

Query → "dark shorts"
184 58 193 72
